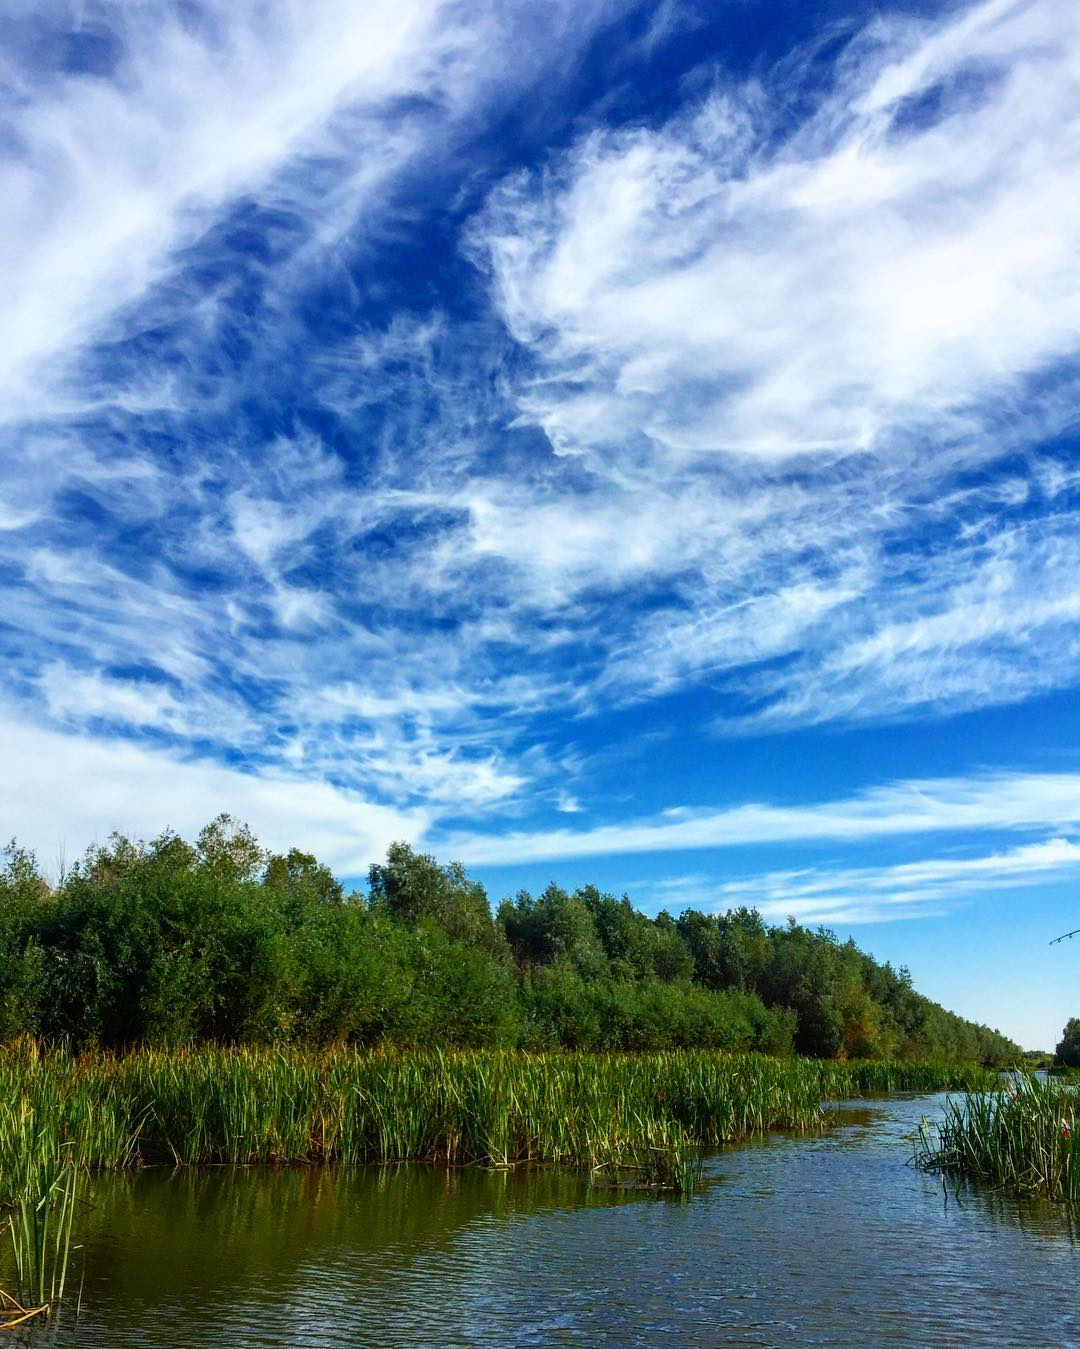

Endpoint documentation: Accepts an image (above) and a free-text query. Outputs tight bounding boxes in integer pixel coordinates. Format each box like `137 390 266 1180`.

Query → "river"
11 1091 1079 1346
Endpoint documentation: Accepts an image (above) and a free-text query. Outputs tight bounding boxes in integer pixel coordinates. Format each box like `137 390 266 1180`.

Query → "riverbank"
0 1045 1006 1323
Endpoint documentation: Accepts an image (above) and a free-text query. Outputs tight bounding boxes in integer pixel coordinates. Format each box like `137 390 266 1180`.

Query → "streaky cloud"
442 772 1080 865
1 0 1080 889
706 836 1080 925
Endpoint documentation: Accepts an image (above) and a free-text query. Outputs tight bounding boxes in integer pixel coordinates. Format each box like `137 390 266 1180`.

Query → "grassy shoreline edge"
0 1043 1008 1317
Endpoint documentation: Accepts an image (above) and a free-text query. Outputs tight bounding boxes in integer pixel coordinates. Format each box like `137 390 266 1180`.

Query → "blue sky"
2 0 1079 1048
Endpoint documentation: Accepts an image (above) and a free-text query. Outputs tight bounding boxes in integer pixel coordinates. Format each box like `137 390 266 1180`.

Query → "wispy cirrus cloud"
442 770 1080 866
0 0 474 421
716 509 1080 729
699 836 1080 925
476 0 1080 461
0 0 624 816
467 0 1080 728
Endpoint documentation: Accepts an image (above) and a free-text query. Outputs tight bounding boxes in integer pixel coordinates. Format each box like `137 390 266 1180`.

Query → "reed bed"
0 1042 995 1178
0 1043 1001 1318
915 1074 1079 1202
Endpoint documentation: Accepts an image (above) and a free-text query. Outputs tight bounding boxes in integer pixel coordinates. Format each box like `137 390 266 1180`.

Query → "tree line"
0 817 1020 1063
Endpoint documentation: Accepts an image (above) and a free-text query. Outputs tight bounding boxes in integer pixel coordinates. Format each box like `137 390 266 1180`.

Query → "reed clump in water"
915 1074 1078 1202
0 1043 995 1185
0 1055 85 1323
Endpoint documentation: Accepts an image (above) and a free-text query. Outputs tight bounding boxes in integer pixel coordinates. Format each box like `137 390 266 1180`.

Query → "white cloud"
39 662 189 732
0 2 657 826
0 0 467 420
476 0 1080 460
705 836 1080 925
722 511 1080 728
3 0 1080 845
0 0 630 424
0 711 425 879
443 771 1080 865
456 0 1080 729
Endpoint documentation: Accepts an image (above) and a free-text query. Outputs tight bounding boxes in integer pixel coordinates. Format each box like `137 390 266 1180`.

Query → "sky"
1 0 1079 1049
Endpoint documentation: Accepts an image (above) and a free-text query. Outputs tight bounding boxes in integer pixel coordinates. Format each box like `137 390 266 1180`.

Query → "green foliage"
369 843 507 957
1054 1018 1080 1068
0 843 49 1042
264 847 344 907
499 885 609 978
0 829 1021 1063
0 1041 997 1175
916 1074 1080 1203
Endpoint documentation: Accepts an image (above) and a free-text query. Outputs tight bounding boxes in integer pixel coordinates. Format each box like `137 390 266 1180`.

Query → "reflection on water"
7 1092 1079 1347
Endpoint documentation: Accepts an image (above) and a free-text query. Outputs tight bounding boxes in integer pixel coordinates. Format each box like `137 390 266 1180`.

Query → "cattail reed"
915 1073 1078 1202
0 1041 994 1179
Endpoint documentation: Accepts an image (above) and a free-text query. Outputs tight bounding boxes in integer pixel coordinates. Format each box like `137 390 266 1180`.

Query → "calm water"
10 1092 1080 1347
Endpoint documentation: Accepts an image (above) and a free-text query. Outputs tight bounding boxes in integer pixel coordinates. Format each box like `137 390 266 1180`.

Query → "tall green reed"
0 1059 85 1316
915 1073 1078 1202
0 1042 995 1201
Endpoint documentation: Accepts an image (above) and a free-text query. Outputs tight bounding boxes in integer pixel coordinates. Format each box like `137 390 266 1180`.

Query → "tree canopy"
1055 1018 1080 1068
0 824 1021 1064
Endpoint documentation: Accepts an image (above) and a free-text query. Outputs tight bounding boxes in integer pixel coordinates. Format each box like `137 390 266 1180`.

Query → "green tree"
369 842 504 956
0 824 1025 1063
1055 1018 1080 1068
265 848 344 908
498 885 608 979
0 841 50 1039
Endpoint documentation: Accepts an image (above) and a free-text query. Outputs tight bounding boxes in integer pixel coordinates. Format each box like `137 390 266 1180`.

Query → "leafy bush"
0 828 1021 1064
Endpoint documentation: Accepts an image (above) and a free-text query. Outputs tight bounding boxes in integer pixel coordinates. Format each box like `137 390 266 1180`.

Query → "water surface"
10 1092 1079 1346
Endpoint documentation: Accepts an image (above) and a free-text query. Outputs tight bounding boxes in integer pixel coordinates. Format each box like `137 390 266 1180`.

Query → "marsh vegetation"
916 1073 1079 1202
0 1042 996 1172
